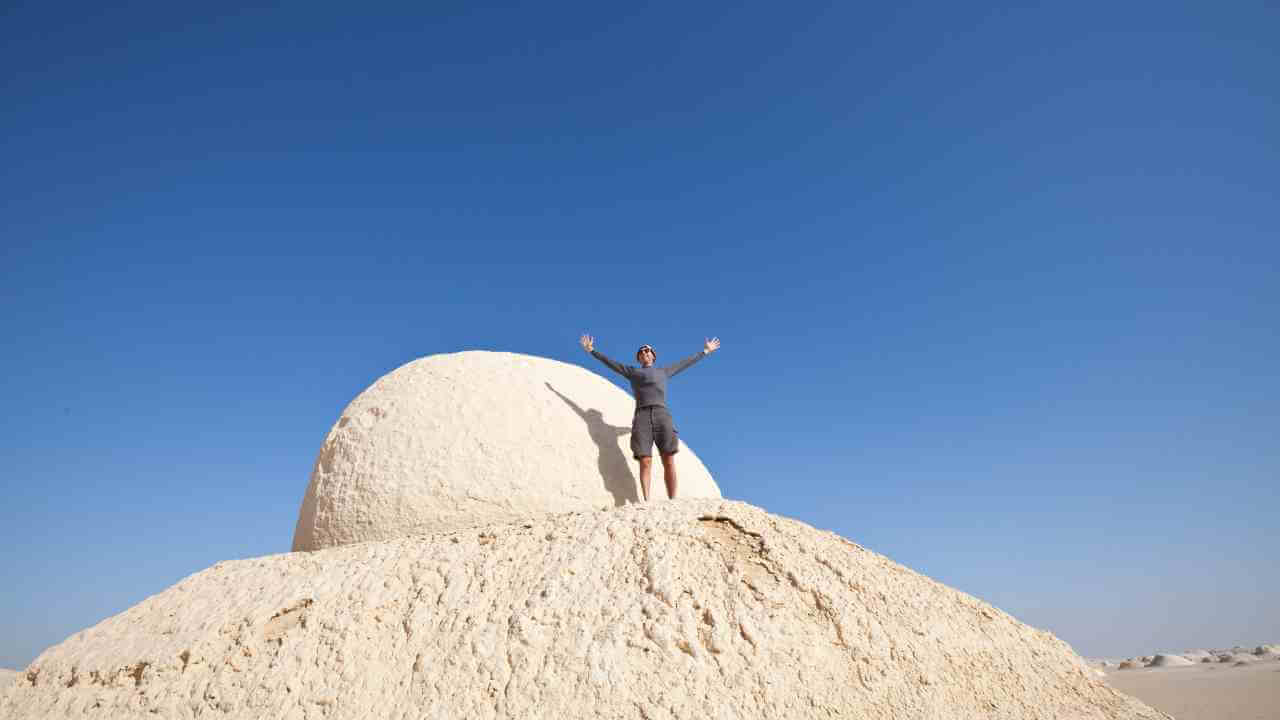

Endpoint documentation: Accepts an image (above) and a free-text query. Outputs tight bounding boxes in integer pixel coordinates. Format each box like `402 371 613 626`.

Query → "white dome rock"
292 351 721 551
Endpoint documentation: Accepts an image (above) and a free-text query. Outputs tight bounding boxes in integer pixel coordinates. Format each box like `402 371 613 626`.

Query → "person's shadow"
545 383 639 505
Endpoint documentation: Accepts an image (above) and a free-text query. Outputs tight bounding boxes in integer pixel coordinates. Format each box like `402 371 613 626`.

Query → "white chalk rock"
0 669 18 701
1147 654 1193 667
4 500 1165 719
292 351 721 551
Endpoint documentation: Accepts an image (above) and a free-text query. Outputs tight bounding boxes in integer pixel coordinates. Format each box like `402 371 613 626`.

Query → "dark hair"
635 344 656 362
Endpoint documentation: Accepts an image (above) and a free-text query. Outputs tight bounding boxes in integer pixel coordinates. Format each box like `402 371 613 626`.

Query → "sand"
1104 658 1280 720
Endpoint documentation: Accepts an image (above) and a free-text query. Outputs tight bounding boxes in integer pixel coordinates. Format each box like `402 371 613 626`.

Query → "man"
579 334 720 501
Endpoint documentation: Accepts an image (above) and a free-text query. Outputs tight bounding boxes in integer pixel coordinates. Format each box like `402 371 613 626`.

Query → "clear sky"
2 1 1276 668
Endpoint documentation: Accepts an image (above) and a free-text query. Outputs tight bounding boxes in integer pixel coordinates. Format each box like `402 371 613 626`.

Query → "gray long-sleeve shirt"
590 349 707 408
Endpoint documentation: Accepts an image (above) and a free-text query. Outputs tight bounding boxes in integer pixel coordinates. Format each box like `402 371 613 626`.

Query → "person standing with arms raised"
580 334 721 501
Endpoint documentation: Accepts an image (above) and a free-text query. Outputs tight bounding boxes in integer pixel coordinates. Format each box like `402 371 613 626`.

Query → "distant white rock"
1147 654 1194 667
292 351 721 551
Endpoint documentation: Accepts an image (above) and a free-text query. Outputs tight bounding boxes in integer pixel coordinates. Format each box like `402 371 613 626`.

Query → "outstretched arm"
665 337 720 378
581 334 633 379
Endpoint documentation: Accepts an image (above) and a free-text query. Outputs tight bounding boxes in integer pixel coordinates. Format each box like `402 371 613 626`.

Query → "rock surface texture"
292 351 721 551
0 671 16 705
5 500 1166 720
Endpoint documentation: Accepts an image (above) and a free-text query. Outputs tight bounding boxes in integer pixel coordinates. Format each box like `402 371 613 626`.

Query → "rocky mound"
292 351 721 551
5 500 1164 719
0 670 17 703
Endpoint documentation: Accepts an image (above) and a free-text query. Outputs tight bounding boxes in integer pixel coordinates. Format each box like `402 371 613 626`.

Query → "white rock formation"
3 500 1166 719
0 670 17 703
292 351 721 551
1146 654 1193 667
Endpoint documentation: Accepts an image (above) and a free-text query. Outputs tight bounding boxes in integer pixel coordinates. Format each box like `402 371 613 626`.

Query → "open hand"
580 334 595 352
704 337 721 354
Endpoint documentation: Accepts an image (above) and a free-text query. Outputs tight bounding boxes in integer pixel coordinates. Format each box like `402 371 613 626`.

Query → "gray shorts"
631 405 679 459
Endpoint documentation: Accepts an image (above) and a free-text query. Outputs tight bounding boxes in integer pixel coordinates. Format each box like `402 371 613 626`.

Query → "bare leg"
660 453 677 499
637 457 653 501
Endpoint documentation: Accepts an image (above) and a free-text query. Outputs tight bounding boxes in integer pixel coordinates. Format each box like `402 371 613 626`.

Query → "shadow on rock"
545 383 638 505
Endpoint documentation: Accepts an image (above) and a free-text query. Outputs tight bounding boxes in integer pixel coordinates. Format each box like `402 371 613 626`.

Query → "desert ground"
1096 646 1279 720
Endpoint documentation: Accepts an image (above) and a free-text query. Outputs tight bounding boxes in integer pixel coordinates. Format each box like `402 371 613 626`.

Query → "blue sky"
2 0 1276 668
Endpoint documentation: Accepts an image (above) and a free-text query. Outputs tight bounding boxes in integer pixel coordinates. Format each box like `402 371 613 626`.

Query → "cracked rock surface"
292 351 721 552
4 500 1166 719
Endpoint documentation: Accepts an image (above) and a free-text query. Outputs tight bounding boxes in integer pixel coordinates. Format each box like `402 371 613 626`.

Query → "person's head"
636 344 656 367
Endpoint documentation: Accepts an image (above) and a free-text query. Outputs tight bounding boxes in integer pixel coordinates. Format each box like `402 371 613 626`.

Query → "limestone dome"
291 351 721 551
